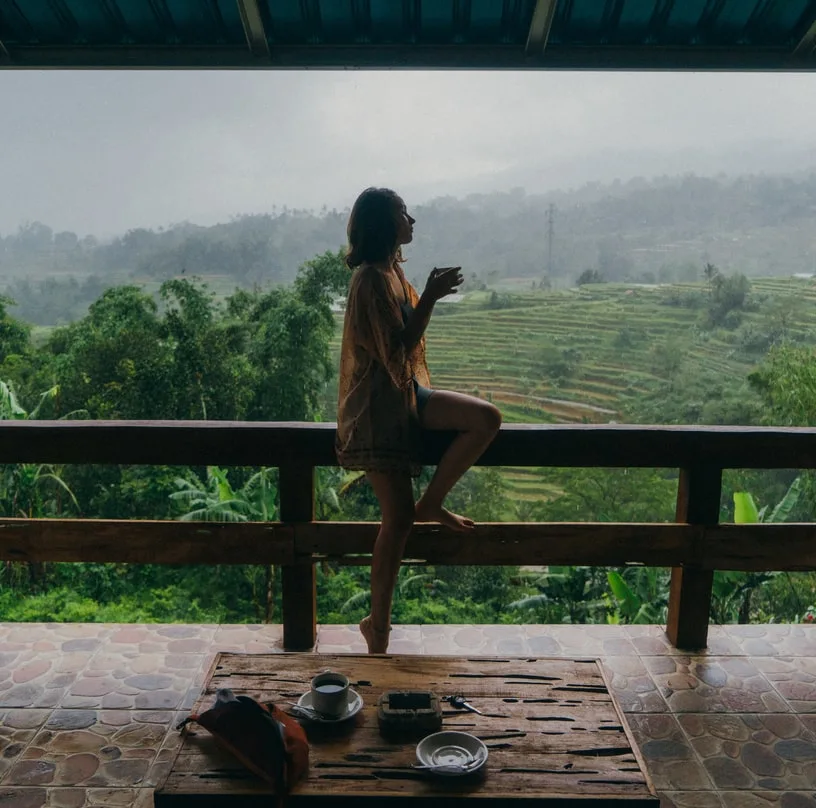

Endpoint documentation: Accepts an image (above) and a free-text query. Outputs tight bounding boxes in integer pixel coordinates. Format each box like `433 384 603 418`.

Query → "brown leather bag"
178 688 309 799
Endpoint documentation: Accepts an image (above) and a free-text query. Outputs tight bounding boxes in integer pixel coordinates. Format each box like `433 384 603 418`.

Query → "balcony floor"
0 622 815 807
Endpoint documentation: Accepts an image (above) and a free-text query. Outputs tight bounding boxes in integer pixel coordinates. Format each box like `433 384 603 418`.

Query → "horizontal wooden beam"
297 522 698 567
298 522 816 570
2 517 814 571
2 44 813 72
1 421 816 470
0 421 337 467
704 523 816 571
0 519 293 565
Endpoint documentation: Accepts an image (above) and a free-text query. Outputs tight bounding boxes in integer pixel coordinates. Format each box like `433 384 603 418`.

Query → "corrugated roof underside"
1 0 815 69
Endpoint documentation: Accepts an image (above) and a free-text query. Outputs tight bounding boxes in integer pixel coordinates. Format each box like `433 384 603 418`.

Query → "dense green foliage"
0 237 814 627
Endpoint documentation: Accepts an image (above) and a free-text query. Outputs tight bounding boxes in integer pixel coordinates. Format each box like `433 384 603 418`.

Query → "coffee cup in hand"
310 671 350 717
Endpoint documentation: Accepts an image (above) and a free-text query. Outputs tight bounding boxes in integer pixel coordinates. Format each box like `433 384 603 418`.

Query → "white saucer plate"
416 731 488 777
296 688 364 723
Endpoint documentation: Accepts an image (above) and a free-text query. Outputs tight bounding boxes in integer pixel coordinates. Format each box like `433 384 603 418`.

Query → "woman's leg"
416 390 502 531
360 470 415 653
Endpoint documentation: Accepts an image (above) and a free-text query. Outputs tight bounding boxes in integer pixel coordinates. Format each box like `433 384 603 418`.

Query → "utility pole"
546 203 556 277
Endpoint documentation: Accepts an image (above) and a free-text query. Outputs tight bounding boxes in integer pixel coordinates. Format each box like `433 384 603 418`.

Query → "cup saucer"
296 688 363 723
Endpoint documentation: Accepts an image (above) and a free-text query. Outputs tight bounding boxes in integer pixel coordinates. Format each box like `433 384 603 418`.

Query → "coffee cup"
310 671 350 717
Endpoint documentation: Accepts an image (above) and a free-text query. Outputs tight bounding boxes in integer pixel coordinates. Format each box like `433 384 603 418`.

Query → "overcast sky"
2 70 816 238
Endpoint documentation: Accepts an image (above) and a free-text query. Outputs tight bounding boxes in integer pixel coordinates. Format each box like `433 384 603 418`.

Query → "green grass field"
330 277 816 505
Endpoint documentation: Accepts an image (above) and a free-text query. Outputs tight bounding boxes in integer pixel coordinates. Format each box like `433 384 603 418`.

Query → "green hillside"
7 171 816 326
330 276 816 503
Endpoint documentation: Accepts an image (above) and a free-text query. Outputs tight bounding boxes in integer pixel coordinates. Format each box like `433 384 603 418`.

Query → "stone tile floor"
0 622 815 806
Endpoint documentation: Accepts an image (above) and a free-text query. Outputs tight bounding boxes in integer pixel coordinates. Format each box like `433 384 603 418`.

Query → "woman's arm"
402 267 463 352
402 292 435 353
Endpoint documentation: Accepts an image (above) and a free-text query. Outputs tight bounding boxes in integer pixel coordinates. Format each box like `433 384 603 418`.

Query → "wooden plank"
702 523 816 570
155 652 658 806
0 421 815 470
525 0 558 55
236 0 270 58
302 522 816 571
1 518 814 570
297 522 696 567
0 518 293 565
0 421 337 466
468 424 816 469
666 466 721 650
4 42 814 72
793 11 816 59
280 465 316 651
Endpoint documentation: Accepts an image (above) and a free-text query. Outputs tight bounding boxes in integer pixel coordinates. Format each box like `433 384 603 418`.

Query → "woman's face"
395 199 415 245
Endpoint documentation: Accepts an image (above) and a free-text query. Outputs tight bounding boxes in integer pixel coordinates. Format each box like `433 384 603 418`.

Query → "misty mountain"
2 168 816 324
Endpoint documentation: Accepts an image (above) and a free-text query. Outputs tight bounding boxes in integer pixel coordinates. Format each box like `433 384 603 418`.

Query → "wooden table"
155 653 658 806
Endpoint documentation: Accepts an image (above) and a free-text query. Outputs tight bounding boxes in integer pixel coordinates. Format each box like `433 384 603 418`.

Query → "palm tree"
171 466 263 522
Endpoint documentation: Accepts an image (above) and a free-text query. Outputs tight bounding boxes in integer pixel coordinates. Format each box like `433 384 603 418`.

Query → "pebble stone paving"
0 622 814 806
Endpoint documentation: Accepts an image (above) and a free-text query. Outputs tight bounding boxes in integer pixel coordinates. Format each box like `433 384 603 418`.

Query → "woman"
336 187 502 653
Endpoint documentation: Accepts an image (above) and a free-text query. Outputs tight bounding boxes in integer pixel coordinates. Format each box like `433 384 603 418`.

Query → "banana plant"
171 465 282 622
0 380 83 589
711 477 802 624
605 568 667 624
734 477 802 524
0 381 81 517
171 466 257 522
509 566 609 623
340 567 446 615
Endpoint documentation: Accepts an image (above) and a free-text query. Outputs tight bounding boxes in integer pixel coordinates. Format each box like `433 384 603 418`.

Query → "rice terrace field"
332 276 816 504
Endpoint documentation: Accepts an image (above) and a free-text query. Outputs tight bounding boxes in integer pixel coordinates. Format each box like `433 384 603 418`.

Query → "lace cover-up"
335 263 430 476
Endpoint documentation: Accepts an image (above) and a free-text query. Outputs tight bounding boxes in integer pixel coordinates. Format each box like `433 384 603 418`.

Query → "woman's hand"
424 266 464 301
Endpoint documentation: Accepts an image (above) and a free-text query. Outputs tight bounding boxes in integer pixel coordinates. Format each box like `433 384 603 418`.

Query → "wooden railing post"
666 465 722 650
280 464 316 650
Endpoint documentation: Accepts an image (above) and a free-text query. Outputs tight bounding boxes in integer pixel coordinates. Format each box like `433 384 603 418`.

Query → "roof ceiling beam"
453 0 470 42
0 0 32 40
95 0 130 42
350 0 371 43
600 0 625 36
646 0 675 41
201 0 228 41
793 11 816 59
696 0 726 39
4 43 816 70
525 0 558 55
47 0 79 40
147 0 178 41
236 0 269 57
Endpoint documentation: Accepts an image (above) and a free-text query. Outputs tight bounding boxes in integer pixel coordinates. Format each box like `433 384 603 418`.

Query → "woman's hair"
346 187 404 269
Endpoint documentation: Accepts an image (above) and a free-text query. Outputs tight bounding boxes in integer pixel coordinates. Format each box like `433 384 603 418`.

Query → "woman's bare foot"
415 499 475 532
359 615 390 654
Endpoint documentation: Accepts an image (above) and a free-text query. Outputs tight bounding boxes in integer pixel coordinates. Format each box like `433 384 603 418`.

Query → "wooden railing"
1 421 815 652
